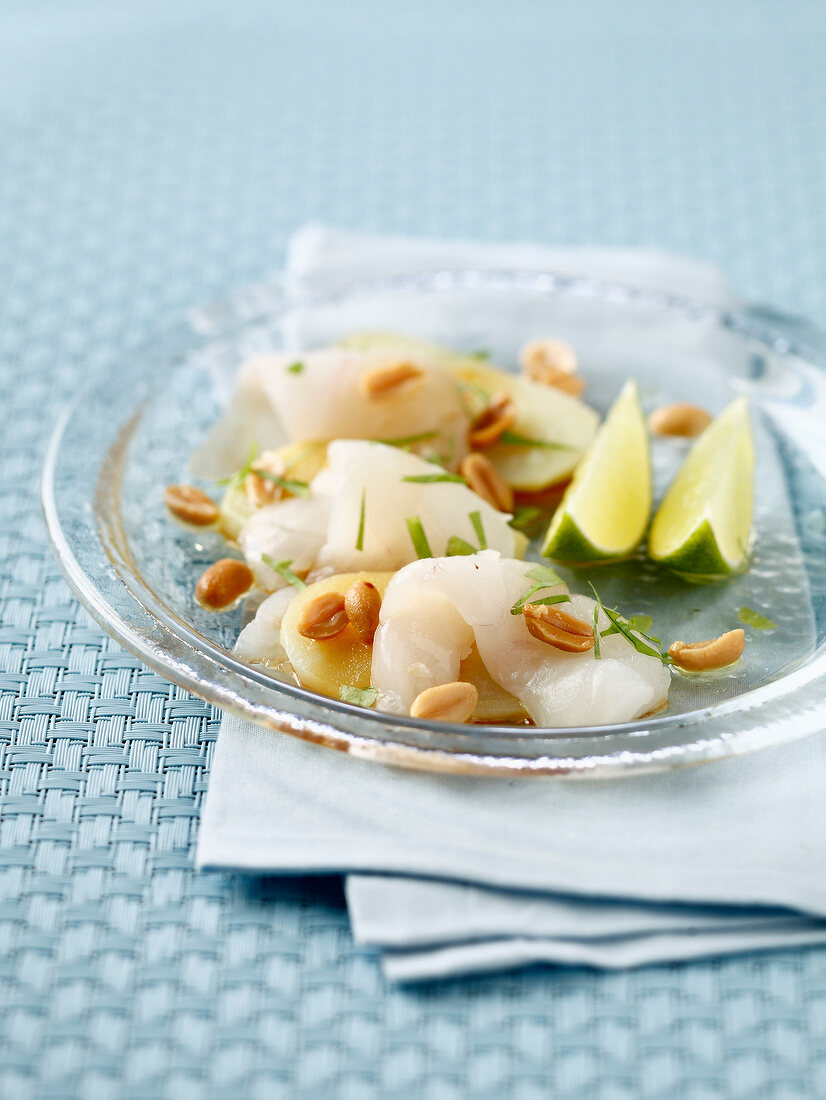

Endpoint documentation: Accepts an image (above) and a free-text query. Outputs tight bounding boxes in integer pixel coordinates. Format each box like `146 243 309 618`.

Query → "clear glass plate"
41 270 826 776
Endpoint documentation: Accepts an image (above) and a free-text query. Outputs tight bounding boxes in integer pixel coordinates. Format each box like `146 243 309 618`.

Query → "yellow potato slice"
458 646 530 724
281 572 393 696
219 440 329 540
451 362 599 491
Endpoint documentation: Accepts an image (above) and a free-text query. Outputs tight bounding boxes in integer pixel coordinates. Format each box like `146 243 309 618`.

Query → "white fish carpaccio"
191 345 470 479
372 551 671 728
238 441 518 590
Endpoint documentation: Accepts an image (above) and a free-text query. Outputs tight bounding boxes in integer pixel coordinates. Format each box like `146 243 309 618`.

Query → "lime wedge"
542 380 651 562
648 396 754 579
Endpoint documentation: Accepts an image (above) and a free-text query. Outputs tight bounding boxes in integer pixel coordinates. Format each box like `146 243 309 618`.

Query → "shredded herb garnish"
218 441 260 488
406 516 433 559
469 511 487 550
355 490 366 551
376 430 439 447
402 473 465 484
588 584 670 663
509 505 546 540
738 606 777 630
339 685 377 707
286 360 305 374
499 429 576 451
593 605 601 659
261 554 307 590
446 535 478 556
254 471 311 496
510 564 567 615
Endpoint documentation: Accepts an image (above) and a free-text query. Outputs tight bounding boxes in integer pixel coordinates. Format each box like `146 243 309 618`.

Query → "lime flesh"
648 396 754 578
542 379 651 562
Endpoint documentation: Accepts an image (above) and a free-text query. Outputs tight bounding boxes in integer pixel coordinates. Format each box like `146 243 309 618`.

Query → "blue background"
2 1 826 1095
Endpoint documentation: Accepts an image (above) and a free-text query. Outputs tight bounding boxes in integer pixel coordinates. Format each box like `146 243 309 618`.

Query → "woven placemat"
3 2 826 1096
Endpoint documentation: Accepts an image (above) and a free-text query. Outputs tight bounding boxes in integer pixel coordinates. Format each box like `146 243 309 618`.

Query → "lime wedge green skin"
542 379 651 563
648 396 753 579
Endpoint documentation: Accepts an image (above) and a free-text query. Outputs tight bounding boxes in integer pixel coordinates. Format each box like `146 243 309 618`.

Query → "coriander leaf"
286 360 305 374
525 594 571 608
406 516 433 559
355 490 366 551
218 441 260 488
402 473 465 484
469 510 487 549
627 614 654 635
509 505 546 539
339 685 378 707
738 606 777 630
593 605 601 659
588 583 670 663
525 564 565 587
499 429 576 451
261 554 307 590
446 536 478 556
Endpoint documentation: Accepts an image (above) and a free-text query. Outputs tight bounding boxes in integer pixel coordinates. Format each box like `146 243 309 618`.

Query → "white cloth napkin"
197 227 826 981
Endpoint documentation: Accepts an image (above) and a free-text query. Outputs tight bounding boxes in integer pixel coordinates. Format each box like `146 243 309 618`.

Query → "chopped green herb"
406 516 433 559
593 605 601 659
628 614 654 635
738 606 777 630
402 473 465 484
376 430 439 447
446 535 478 556
469 511 487 550
286 360 305 374
509 505 546 539
524 594 571 608
339 685 378 707
261 554 307 590
218 441 260 488
254 471 311 496
499 429 576 451
510 563 567 615
589 584 670 664
355 490 366 551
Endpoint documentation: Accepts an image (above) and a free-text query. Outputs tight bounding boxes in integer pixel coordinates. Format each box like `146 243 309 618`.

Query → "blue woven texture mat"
3 2 826 1096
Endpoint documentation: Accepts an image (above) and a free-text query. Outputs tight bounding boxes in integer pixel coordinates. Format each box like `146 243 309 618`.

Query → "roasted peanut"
520 339 584 395
468 392 516 449
344 580 382 644
649 403 713 438
165 484 219 526
669 629 745 671
297 592 349 640
459 452 514 512
195 558 254 610
409 681 478 723
522 603 594 652
361 361 424 399
245 450 287 506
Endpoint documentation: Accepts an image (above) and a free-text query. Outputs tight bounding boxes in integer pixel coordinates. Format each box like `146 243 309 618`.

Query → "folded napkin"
197 227 826 981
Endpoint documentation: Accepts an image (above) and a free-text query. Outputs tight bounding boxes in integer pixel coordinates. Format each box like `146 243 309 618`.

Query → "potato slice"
451 362 599 491
458 646 530 724
219 440 329 540
281 572 393 696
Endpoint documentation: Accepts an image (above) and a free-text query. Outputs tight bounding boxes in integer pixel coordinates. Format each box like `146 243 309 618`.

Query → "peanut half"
195 558 254 610
459 452 514 513
297 592 349 640
649 403 713 438
520 339 584 396
165 484 219 526
344 580 382 644
468 392 516 449
669 629 745 671
409 681 478 723
360 361 424 399
245 449 287 506
522 603 595 652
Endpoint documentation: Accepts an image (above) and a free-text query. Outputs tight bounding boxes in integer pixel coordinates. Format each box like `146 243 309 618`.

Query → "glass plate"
41 270 826 777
